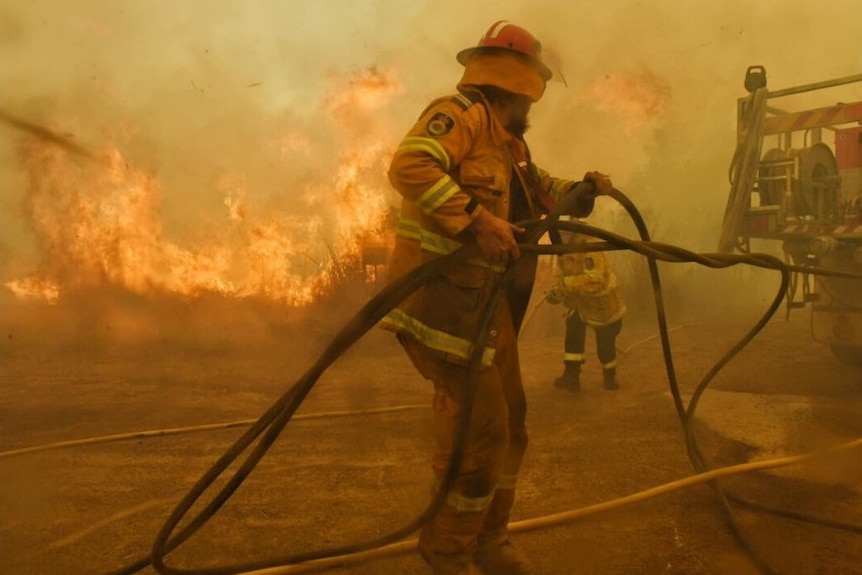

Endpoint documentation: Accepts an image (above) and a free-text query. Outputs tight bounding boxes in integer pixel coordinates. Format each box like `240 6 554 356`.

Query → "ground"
1 287 860 575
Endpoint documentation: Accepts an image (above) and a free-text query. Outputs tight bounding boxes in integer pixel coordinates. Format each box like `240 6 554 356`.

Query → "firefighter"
380 20 613 575
547 230 627 391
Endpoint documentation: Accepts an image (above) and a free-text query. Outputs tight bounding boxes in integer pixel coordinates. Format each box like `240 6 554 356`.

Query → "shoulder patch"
426 112 455 137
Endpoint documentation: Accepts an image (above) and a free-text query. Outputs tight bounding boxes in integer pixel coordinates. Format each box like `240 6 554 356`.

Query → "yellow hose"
0 404 427 458
239 437 862 575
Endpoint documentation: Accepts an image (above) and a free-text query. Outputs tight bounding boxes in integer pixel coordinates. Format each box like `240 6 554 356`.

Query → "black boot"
602 367 620 390
554 362 581 392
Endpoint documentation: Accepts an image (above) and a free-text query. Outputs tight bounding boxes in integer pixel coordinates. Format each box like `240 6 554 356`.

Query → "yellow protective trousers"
400 300 527 559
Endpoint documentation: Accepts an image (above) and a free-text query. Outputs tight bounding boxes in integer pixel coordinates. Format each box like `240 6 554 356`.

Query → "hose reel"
758 143 840 222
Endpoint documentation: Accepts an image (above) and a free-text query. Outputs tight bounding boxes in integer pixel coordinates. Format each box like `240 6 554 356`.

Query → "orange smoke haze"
1 0 860 336
586 71 672 134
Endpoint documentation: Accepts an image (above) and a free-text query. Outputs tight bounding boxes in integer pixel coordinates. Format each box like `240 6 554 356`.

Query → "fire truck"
719 66 862 365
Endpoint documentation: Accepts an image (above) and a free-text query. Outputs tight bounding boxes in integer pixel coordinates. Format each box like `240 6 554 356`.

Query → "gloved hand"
468 207 526 265
545 288 563 305
582 171 613 196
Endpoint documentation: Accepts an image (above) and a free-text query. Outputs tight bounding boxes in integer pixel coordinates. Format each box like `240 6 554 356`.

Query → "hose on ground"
235 437 862 575
105 182 594 575
546 205 862 574
93 184 862 575
0 405 428 459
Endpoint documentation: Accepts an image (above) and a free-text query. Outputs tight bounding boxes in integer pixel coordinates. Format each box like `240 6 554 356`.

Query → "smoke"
1 0 860 338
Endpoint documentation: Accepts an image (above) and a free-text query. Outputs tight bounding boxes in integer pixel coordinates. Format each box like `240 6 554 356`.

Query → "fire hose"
3 109 860 574
91 184 862 575
239 437 862 575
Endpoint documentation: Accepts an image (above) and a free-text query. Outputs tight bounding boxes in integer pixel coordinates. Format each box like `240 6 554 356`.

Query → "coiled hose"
102 184 862 575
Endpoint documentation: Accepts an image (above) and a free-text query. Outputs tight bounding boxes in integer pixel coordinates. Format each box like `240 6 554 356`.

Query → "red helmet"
457 21 552 81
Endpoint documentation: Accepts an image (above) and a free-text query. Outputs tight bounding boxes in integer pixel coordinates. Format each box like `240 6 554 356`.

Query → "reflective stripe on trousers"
400 300 528 556
564 313 622 368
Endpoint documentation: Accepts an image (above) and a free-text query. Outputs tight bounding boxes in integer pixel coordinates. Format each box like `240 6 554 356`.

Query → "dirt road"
1 292 860 575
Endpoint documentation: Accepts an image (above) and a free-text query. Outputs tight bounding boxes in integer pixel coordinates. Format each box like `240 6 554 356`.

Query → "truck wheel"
830 345 862 366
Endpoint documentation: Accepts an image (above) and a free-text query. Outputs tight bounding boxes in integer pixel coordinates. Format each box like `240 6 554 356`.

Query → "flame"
322 66 403 118
5 277 61 305
587 70 671 133
274 130 311 158
6 67 403 307
17 138 238 299
332 143 393 247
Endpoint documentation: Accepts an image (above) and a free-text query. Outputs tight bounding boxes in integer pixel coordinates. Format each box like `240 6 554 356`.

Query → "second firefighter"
547 230 627 391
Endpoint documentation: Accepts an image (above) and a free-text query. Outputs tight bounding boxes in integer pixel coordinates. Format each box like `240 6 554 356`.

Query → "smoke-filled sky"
0 0 860 306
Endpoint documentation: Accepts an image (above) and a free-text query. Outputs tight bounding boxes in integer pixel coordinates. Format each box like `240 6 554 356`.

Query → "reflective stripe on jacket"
380 88 591 364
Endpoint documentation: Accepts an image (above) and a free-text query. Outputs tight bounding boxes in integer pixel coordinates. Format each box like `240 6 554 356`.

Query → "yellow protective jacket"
553 239 627 327
380 88 595 365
